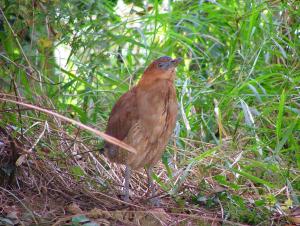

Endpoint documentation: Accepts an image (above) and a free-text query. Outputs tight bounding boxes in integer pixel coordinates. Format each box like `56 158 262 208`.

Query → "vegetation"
0 0 299 225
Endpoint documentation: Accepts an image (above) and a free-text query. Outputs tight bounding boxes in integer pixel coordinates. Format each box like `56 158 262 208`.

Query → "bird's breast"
122 81 177 169
137 80 177 143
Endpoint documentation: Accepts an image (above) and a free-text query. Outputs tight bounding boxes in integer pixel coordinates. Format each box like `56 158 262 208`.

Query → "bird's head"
142 56 182 82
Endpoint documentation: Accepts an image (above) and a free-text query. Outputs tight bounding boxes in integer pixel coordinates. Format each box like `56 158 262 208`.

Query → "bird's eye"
158 63 164 68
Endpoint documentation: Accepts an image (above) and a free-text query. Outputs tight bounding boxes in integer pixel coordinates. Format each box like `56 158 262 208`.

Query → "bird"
103 56 181 203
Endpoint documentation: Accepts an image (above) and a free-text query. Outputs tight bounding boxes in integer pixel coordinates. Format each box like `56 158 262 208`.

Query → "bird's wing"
105 86 138 142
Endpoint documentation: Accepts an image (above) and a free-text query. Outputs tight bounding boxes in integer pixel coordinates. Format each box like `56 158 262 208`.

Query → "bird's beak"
158 57 182 70
170 58 182 67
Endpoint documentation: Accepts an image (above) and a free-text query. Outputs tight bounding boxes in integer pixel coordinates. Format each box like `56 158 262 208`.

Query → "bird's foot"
121 194 130 203
148 196 161 207
121 165 131 203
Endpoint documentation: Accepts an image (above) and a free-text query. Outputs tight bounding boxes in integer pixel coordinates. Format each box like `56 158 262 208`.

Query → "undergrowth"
0 0 299 225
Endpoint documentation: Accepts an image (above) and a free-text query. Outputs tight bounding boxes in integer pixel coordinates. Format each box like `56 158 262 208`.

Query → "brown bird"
103 56 181 203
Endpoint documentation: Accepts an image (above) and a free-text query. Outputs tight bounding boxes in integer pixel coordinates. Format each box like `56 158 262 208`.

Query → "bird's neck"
138 76 175 88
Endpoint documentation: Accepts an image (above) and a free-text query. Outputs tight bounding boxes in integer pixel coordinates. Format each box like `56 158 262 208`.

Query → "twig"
28 121 48 153
0 187 39 225
0 94 136 154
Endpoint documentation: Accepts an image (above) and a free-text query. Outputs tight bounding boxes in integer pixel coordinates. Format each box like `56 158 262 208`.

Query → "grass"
0 0 299 225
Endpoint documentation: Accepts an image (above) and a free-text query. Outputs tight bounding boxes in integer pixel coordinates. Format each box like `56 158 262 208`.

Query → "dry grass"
0 101 227 225
1 0 299 225
0 95 290 225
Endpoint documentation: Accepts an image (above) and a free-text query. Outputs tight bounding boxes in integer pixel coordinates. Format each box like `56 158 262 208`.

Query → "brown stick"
0 95 136 154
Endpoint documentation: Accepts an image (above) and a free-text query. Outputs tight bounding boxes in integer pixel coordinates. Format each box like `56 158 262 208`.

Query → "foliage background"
0 0 299 225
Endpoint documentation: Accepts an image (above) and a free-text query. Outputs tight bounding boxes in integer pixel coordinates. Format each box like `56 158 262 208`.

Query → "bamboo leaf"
276 89 286 143
231 168 275 188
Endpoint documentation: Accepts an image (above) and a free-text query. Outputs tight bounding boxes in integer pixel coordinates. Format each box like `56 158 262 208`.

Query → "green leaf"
56 65 95 89
276 89 286 143
231 168 275 188
72 215 90 223
71 166 85 179
254 199 266 207
152 173 169 191
69 104 88 123
275 118 298 153
231 195 246 209
214 175 240 190
83 222 99 226
244 159 279 172
189 147 217 163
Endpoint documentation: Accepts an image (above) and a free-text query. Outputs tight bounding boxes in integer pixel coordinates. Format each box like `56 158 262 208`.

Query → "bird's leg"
123 164 131 202
146 166 160 206
147 167 155 197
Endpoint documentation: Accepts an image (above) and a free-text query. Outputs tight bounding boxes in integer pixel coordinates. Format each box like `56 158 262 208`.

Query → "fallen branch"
0 94 136 154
